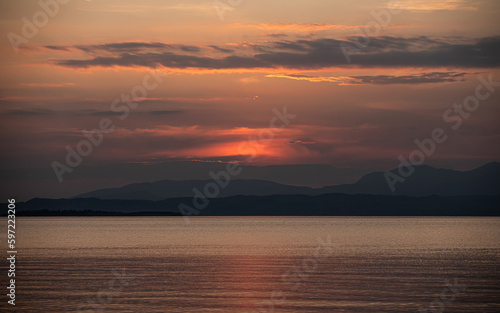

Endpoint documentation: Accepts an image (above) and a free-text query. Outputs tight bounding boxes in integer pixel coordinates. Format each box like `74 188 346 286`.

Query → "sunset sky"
1 0 499 199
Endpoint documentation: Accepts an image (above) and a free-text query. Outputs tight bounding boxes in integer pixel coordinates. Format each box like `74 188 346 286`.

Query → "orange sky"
1 0 499 181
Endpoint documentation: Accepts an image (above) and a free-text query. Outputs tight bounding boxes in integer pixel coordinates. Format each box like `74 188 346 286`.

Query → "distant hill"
75 162 500 200
0 161 369 201
76 179 316 201
320 162 500 196
11 194 500 216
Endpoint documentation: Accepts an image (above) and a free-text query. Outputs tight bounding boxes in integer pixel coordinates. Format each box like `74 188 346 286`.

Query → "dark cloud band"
51 36 500 70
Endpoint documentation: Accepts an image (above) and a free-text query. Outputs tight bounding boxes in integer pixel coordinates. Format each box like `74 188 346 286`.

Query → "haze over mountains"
9 162 499 217
0 161 370 201
4 161 498 201
76 162 500 200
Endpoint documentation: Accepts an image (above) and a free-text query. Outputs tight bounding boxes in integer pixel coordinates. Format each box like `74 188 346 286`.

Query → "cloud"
48 42 207 54
267 72 468 85
401 0 478 12
265 33 289 38
149 110 184 115
289 138 317 145
288 138 336 155
179 45 201 52
76 42 171 52
53 52 266 69
254 36 500 69
86 111 125 116
51 36 500 70
86 125 295 159
1 109 53 116
208 45 234 53
352 72 467 84
0 109 184 117
44 45 70 51
233 23 371 32
266 74 351 84
19 82 76 88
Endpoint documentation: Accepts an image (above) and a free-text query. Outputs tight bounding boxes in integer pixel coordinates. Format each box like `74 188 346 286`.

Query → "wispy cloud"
266 74 352 84
232 23 368 32
267 72 468 85
1 109 53 116
19 82 76 88
44 45 70 51
401 0 478 12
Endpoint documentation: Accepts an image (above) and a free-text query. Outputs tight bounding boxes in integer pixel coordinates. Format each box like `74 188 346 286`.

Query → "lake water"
1 217 499 312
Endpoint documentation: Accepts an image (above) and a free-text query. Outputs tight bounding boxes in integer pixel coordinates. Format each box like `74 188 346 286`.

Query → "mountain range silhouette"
76 162 500 200
10 162 500 216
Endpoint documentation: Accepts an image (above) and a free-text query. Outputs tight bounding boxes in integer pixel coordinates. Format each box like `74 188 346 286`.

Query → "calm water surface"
1 217 499 312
